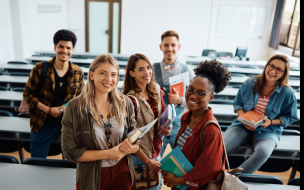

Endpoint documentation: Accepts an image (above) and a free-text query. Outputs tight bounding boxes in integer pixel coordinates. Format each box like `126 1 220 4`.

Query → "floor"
2 144 300 190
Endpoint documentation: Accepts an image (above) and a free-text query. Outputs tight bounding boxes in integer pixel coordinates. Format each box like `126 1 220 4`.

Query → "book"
127 118 158 144
170 80 184 97
169 72 190 98
238 110 267 128
158 105 176 139
160 146 193 190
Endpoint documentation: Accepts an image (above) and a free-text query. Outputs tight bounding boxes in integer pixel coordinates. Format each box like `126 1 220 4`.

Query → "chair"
9 72 31 76
289 76 300 80
0 155 20 164
7 61 28 64
202 49 216 56
23 158 76 168
237 65 259 69
288 178 300 186
217 52 233 58
290 67 300 71
230 73 247 77
17 113 30 118
0 111 24 163
239 174 283 185
23 140 63 158
258 130 300 176
12 87 25 92
0 110 14 117
211 99 234 105
0 86 9 91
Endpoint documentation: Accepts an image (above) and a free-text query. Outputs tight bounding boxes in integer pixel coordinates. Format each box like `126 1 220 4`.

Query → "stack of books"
160 147 193 190
170 80 184 97
238 110 267 128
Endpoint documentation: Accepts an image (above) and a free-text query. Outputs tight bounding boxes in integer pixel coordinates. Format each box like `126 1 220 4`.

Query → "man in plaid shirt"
23 30 84 158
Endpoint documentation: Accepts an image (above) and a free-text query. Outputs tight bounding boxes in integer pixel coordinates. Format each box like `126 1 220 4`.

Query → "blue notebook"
160 147 193 190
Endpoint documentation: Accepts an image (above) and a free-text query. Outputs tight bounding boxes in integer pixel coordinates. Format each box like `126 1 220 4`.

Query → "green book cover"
160 156 185 189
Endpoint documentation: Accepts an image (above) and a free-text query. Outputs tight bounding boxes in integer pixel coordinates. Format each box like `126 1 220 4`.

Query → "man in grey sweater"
153 31 195 159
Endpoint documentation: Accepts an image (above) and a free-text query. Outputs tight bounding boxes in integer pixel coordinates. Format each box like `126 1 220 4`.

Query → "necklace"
100 114 113 149
262 86 276 99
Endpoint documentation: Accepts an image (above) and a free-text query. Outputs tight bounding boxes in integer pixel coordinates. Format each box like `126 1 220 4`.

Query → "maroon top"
173 108 225 190
129 90 166 158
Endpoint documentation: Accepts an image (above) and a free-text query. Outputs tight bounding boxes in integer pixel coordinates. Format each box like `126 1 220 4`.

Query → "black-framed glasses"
186 86 209 99
267 64 285 74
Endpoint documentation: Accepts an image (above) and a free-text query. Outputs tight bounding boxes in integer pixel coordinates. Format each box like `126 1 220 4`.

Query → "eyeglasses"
267 64 285 74
186 86 210 99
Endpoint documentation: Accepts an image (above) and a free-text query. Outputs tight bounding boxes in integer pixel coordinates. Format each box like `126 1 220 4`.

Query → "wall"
120 0 213 63
207 0 277 61
18 0 68 59
120 0 277 62
0 0 15 63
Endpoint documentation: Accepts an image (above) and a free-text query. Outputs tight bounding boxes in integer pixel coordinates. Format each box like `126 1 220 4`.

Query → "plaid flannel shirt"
23 58 84 132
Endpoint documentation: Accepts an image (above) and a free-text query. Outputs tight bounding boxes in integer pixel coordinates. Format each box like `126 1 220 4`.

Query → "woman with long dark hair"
123 53 171 190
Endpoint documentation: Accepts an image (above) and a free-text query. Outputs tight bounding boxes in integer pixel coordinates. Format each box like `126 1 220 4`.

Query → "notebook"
238 110 267 128
160 146 193 190
170 81 184 97
158 105 176 139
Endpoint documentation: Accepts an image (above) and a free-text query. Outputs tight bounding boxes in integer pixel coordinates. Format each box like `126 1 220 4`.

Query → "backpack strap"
152 63 163 87
200 120 231 172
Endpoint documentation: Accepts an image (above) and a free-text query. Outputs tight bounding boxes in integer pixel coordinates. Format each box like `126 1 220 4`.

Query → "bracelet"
178 98 182 106
271 120 273 126
135 146 141 154
48 107 52 115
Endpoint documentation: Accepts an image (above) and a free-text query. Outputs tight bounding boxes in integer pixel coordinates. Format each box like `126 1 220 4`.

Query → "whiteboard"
216 6 268 40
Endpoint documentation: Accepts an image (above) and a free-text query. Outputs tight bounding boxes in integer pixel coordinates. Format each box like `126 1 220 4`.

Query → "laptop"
207 51 217 59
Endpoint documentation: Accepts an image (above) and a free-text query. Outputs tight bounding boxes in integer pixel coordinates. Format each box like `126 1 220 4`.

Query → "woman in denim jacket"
224 54 299 174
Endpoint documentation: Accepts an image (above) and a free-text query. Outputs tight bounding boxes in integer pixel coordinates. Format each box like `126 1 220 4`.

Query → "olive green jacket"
61 95 137 190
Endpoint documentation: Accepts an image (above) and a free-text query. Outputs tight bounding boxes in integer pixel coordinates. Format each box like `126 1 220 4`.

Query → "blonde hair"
253 54 292 94
77 55 126 127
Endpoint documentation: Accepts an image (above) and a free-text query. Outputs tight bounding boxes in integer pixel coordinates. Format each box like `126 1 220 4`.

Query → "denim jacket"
228 77 299 146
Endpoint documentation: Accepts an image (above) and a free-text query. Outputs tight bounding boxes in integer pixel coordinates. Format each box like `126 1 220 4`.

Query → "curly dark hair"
53 29 77 48
194 59 231 93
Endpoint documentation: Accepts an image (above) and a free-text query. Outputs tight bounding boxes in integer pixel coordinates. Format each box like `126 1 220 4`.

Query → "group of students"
23 29 299 190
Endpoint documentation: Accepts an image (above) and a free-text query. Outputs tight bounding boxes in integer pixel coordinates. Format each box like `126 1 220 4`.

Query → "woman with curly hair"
224 54 298 174
161 60 231 189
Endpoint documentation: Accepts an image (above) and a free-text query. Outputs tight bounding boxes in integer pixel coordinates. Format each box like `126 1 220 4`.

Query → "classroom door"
85 0 121 54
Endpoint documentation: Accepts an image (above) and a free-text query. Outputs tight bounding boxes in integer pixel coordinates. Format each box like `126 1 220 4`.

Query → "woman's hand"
161 171 177 187
107 143 126 161
260 118 271 128
146 159 161 173
120 139 140 155
160 125 172 137
244 124 256 131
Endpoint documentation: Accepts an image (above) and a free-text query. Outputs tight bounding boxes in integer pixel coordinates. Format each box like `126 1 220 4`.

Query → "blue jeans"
224 125 276 174
131 155 161 190
160 135 176 158
30 121 62 158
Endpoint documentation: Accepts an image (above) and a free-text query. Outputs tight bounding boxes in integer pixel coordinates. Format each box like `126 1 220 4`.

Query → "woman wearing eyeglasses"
161 60 231 189
224 54 299 174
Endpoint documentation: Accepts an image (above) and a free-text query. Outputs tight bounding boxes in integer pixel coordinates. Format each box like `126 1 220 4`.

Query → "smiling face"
159 36 181 63
54 40 74 62
186 77 215 112
265 59 286 83
89 62 118 94
130 59 153 86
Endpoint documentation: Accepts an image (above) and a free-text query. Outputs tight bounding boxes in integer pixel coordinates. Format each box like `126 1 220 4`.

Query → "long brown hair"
253 54 291 94
77 55 126 127
122 53 160 107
